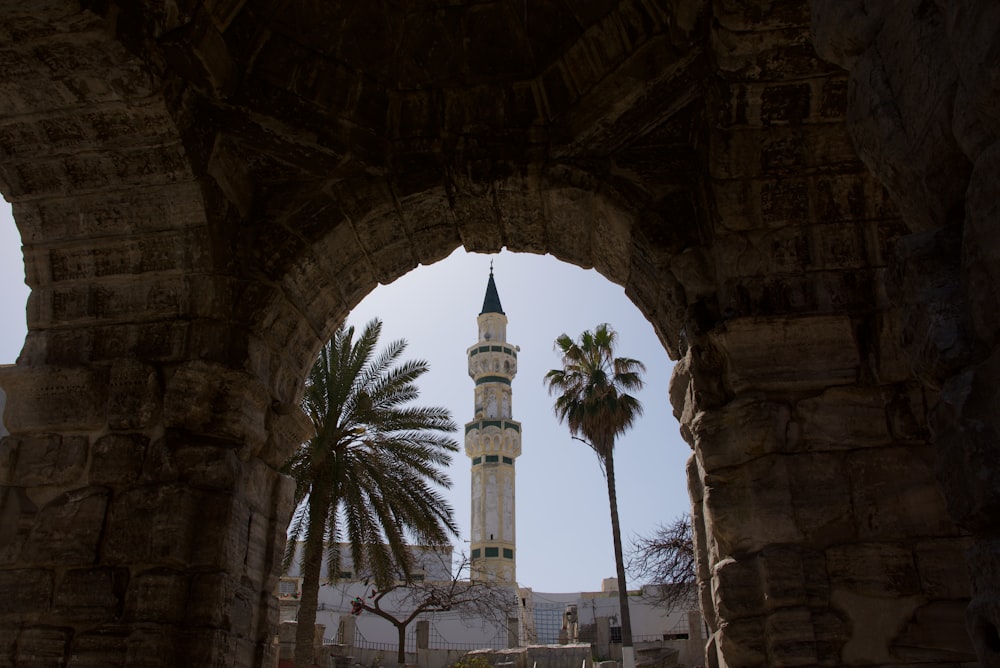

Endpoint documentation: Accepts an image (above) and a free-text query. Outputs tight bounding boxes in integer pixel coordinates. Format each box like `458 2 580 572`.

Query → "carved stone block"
124 568 189 624
66 628 129 667
53 567 128 621
714 615 766 667
793 386 892 450
914 537 974 601
21 487 109 565
16 626 70 665
188 571 255 630
713 315 859 392
261 407 311 471
0 568 52 615
163 363 269 449
892 601 976 662
712 556 764 620
846 445 958 541
90 433 147 486
0 432 87 486
104 485 235 569
763 606 819 666
107 359 160 430
171 442 241 490
826 542 921 597
757 545 830 610
689 396 790 471
0 365 107 431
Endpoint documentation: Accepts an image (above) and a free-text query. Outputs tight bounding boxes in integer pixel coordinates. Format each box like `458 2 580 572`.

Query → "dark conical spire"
480 263 505 315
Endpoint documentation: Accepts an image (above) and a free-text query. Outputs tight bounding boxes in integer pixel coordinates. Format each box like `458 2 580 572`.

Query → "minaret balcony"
464 419 521 434
468 343 518 359
467 344 519 379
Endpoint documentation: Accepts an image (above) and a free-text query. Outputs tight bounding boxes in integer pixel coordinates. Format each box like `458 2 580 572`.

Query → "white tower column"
466 268 520 583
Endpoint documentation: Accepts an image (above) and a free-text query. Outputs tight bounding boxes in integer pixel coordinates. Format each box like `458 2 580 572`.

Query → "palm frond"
285 315 459 598
543 323 645 458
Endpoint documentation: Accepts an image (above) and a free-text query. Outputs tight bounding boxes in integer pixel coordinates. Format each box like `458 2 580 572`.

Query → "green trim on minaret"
480 266 505 315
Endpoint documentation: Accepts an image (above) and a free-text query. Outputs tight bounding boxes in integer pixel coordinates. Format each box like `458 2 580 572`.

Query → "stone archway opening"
340 246 689 595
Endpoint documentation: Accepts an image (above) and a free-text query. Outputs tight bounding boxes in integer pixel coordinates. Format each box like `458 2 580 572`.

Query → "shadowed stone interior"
0 1 996 665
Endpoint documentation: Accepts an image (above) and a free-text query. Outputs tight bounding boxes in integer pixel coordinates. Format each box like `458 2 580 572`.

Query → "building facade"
278 544 517 664
465 269 521 583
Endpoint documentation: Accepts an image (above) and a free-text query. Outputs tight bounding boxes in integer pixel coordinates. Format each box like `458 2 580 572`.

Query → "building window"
278 579 299 597
610 626 622 644
502 456 513 465
472 549 481 559
503 548 513 559
337 571 352 579
472 457 482 465
485 455 499 463
485 547 499 558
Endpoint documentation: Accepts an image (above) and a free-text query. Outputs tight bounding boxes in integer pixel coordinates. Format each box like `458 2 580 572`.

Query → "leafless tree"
627 514 697 612
354 553 517 667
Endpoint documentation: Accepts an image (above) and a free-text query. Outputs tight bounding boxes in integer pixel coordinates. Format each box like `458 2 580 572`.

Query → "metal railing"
425 623 509 651
351 626 416 653
335 621 511 653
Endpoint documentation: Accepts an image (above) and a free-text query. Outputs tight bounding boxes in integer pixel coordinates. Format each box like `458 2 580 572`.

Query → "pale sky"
0 203 693 593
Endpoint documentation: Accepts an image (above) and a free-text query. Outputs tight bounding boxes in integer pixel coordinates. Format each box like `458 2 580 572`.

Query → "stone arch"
250 168 658 404
0 1 996 667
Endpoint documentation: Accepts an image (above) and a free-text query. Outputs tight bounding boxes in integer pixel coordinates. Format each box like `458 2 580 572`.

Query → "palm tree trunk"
604 452 635 668
295 492 329 668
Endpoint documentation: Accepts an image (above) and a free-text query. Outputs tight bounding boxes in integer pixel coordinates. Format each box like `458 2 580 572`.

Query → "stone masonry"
0 1 996 666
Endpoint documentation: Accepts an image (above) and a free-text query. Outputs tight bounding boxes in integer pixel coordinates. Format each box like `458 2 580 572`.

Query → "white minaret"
466 267 520 583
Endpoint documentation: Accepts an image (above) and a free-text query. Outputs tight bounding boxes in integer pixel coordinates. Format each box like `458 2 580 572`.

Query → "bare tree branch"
353 553 517 666
626 514 696 612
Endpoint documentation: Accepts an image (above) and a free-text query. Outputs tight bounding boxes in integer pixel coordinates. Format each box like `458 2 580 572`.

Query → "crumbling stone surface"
0 0 996 666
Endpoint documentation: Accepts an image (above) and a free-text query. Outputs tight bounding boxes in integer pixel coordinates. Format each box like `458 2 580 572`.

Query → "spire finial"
480 261 504 315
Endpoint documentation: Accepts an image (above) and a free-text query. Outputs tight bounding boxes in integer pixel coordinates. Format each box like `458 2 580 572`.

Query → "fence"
350 626 416 653
529 602 566 645
426 624 510 651
330 619 512 653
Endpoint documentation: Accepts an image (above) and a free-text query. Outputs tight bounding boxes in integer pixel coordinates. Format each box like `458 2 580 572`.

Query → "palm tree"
283 318 460 668
543 323 645 668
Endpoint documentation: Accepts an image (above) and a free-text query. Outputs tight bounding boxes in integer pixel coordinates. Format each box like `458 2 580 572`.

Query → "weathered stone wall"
808 2 1000 665
0 4 311 664
664 2 983 665
0 1 995 666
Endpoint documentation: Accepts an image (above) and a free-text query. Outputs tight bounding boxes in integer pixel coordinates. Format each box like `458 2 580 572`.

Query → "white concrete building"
280 544 517 655
279 547 705 666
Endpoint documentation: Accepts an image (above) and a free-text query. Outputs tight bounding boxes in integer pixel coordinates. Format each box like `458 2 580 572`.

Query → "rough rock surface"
0 1 996 666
